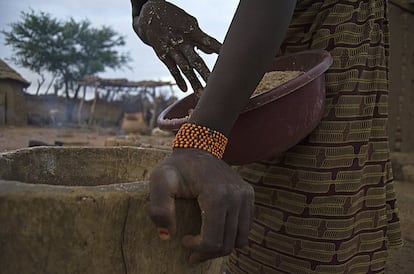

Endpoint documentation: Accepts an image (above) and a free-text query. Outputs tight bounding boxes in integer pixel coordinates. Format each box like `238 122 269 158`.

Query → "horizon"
0 0 238 98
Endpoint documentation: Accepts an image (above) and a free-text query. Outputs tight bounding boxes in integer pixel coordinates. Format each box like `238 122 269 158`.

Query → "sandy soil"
0 125 173 153
0 126 413 273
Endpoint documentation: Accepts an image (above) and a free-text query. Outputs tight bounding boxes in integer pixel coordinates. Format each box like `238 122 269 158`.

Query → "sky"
0 0 239 96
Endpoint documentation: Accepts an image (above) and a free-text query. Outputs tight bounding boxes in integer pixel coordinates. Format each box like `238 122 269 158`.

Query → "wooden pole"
149 86 157 130
88 85 98 126
78 85 87 125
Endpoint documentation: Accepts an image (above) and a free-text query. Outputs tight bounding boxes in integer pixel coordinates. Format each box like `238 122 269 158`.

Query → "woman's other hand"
133 0 222 93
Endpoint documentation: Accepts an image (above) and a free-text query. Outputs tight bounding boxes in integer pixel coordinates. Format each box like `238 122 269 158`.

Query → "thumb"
149 165 182 239
194 31 222 54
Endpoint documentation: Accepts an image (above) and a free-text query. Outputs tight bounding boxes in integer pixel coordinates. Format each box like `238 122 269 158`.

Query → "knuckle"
149 210 164 223
222 250 233 256
247 188 255 200
149 207 170 224
202 37 212 47
170 51 180 59
244 184 255 199
148 204 167 216
221 246 234 255
213 187 232 202
149 167 168 183
193 61 203 70
201 242 223 253
236 240 249 249
181 64 191 72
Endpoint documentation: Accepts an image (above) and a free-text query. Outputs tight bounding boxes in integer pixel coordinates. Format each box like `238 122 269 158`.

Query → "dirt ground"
0 126 413 273
0 125 174 152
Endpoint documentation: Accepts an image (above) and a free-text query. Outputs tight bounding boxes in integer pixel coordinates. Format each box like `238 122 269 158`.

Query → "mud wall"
25 94 123 127
389 2 414 152
0 80 27 126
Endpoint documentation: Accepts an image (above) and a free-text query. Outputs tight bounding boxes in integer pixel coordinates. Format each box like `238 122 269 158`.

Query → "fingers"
222 205 240 253
235 190 255 248
153 39 215 93
182 45 211 84
181 198 226 253
182 183 255 264
150 31 218 93
155 45 206 93
160 55 188 92
187 252 220 265
193 30 222 54
182 193 243 264
149 165 182 238
170 50 204 93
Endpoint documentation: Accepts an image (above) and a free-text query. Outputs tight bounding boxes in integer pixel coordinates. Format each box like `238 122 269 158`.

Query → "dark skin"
131 0 221 93
131 0 297 264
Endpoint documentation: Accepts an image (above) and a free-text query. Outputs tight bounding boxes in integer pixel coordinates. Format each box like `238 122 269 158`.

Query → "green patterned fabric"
227 0 403 273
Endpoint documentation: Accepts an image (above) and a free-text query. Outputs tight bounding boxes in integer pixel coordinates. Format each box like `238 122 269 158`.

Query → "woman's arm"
190 0 297 135
147 0 296 265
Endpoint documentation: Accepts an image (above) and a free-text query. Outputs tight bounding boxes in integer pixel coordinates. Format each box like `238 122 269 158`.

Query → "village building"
0 58 30 126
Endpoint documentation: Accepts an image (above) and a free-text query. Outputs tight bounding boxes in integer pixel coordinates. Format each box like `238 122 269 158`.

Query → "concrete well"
0 147 224 274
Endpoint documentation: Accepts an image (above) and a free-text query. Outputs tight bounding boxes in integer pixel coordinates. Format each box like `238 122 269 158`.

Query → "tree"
2 10 131 123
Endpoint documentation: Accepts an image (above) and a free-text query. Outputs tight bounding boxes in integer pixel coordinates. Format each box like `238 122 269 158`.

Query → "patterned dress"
227 0 403 273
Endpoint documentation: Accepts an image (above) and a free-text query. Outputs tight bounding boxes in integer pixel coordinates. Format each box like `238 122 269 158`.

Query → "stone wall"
25 94 123 127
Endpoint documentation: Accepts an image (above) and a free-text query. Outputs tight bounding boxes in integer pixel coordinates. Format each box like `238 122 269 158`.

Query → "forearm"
189 0 296 136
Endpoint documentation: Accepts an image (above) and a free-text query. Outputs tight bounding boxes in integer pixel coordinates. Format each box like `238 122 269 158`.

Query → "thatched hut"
0 59 30 126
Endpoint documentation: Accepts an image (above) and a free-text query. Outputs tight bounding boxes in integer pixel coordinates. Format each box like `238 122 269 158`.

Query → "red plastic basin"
158 49 333 165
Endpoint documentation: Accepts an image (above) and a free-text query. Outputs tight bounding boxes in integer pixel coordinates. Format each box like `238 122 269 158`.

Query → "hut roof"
0 59 30 87
79 75 174 89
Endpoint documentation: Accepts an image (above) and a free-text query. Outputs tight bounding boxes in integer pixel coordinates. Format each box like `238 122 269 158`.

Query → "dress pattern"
227 0 403 273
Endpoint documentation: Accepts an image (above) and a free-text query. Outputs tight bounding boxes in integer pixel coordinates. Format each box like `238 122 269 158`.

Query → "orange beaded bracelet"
172 123 228 159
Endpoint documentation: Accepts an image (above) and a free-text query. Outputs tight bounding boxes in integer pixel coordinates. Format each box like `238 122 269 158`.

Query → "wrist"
172 123 228 159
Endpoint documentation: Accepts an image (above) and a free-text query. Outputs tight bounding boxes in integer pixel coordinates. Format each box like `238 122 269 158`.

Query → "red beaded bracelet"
172 123 228 159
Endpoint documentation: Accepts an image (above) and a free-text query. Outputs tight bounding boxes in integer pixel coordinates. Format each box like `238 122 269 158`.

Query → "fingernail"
158 228 171 240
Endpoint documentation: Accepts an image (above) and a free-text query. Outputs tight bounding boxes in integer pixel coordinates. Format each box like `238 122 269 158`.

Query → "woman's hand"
149 149 254 264
133 0 221 93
